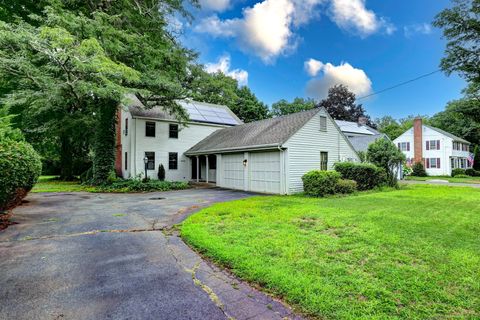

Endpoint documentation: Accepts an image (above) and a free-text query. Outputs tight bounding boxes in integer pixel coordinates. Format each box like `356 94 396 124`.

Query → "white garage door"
222 153 245 190
249 151 281 194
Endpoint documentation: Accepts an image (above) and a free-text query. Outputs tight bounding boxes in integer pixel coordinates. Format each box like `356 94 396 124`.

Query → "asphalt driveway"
0 188 299 320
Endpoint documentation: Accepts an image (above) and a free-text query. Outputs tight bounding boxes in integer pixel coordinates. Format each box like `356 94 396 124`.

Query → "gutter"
185 143 285 156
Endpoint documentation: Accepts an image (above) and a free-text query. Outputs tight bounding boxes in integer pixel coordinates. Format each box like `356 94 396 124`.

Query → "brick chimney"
114 108 123 177
358 116 368 126
413 117 423 163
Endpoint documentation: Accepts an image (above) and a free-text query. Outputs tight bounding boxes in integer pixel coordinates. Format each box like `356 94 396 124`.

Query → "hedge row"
302 170 357 197
0 139 42 211
334 162 387 190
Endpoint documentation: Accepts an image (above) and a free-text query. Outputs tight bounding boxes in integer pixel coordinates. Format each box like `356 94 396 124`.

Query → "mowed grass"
405 175 480 184
181 185 480 319
31 176 92 193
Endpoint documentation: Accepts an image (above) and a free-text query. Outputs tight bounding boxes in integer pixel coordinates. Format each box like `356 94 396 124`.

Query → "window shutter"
407 142 410 151
437 140 440 150
397 142 400 149
426 141 429 150
426 158 430 168
437 158 440 168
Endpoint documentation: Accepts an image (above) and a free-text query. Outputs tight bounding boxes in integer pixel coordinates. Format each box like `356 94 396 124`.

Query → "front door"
191 157 201 179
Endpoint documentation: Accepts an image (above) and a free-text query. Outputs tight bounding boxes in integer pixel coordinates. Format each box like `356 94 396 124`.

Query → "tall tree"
235 86 269 122
317 85 375 127
433 0 480 91
0 0 196 183
271 97 315 116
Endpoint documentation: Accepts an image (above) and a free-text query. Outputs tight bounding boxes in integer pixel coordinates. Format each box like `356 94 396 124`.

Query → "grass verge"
181 185 480 319
405 175 480 184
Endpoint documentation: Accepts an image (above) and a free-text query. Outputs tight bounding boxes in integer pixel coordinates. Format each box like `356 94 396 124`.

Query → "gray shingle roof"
185 108 322 155
347 134 388 152
424 125 470 144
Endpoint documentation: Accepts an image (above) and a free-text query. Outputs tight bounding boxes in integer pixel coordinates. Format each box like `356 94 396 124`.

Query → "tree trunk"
59 133 75 181
92 100 117 185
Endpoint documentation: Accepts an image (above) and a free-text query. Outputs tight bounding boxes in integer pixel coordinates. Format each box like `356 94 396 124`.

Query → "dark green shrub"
451 168 466 177
454 174 470 178
334 162 387 191
465 168 479 177
158 164 166 181
0 139 42 211
302 170 341 197
411 162 427 177
80 167 93 183
335 179 357 194
95 179 189 193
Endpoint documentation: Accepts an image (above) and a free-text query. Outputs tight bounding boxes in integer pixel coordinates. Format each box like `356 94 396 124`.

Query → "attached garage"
185 108 359 194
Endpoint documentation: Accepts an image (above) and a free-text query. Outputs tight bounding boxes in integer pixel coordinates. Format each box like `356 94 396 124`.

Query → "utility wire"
356 69 442 101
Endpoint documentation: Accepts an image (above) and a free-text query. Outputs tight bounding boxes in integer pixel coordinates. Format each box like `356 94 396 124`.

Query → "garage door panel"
222 153 244 190
249 151 281 194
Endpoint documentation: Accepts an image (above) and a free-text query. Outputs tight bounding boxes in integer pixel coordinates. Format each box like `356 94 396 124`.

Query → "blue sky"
180 0 466 120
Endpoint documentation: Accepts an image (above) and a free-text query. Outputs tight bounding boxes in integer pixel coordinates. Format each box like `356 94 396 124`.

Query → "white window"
319 116 327 132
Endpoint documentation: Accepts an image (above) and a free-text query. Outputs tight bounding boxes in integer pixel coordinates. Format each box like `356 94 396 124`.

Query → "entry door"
191 157 201 179
320 152 328 170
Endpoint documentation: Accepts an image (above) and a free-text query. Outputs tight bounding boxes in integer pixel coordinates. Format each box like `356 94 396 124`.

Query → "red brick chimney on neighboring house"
413 117 423 163
115 108 123 177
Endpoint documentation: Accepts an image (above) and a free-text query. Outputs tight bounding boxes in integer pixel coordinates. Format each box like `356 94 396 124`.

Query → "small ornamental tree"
473 145 480 171
367 138 406 187
411 162 427 177
158 164 166 181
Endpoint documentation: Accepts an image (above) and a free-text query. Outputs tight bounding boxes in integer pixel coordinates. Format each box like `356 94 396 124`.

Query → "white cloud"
205 55 249 86
306 61 372 100
304 58 324 77
195 0 324 63
403 23 432 38
330 0 394 36
199 0 231 12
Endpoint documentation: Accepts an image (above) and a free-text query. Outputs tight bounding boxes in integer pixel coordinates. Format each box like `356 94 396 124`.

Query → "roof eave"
185 143 285 156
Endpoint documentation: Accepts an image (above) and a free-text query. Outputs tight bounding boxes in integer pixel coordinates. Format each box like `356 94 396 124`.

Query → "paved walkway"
401 180 480 188
0 188 300 320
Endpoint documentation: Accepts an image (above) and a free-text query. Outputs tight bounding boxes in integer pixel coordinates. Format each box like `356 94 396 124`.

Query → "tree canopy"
271 97 315 116
317 85 375 127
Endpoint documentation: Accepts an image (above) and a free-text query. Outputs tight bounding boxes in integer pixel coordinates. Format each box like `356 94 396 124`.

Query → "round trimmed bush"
0 139 42 211
334 162 387 191
451 168 466 177
302 170 341 197
335 179 357 194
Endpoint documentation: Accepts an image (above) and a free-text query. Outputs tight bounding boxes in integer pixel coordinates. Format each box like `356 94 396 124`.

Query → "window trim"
145 121 156 137
169 152 178 170
169 123 179 139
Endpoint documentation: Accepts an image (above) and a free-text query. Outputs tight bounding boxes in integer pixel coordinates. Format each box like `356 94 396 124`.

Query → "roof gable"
185 108 322 155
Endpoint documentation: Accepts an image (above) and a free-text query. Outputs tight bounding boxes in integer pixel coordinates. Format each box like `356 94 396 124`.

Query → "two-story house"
393 118 472 176
115 95 359 194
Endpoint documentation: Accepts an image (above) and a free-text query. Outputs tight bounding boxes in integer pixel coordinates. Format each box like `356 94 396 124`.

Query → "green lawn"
181 185 480 319
32 176 93 193
405 175 480 184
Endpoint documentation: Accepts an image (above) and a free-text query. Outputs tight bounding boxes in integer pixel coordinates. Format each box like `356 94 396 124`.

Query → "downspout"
278 144 286 195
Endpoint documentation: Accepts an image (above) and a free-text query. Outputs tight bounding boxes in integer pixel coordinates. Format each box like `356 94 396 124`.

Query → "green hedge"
451 168 466 177
412 162 427 177
302 171 341 197
0 139 42 211
334 162 386 191
94 179 189 193
465 169 480 177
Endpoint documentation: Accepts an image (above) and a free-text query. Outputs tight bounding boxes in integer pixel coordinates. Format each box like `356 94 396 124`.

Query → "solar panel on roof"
178 100 239 125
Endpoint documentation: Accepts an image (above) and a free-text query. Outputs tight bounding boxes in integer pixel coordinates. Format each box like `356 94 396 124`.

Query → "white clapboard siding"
284 109 359 194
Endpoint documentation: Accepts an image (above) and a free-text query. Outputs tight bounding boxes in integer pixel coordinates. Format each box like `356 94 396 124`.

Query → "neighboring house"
393 118 472 176
116 97 359 194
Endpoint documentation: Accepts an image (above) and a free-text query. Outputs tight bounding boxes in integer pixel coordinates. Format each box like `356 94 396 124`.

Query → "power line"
356 69 442 101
